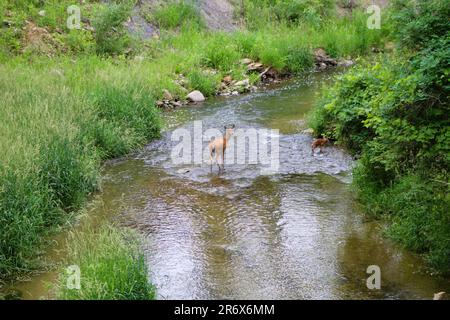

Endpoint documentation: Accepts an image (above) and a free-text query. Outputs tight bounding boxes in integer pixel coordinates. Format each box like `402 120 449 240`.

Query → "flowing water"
5 71 450 300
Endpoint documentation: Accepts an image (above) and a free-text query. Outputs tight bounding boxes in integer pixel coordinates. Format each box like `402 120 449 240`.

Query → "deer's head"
224 124 235 137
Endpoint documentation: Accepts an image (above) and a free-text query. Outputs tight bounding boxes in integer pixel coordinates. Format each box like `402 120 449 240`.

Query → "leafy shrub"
390 0 450 49
309 1 450 273
353 168 450 273
273 0 335 25
92 3 132 56
62 30 95 54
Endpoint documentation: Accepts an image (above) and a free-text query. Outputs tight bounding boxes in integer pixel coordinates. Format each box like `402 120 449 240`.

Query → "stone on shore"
187 90 205 102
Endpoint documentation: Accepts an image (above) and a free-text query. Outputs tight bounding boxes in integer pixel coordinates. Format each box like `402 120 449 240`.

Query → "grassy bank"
309 0 449 273
0 0 387 280
0 57 162 279
55 225 155 300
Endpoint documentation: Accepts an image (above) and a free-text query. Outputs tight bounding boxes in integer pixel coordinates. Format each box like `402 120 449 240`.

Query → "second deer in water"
209 124 235 173
311 137 329 155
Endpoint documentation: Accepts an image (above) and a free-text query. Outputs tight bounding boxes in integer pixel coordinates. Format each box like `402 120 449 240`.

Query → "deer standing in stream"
209 124 235 173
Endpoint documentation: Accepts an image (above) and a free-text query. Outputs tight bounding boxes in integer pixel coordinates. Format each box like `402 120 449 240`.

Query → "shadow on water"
4 70 450 299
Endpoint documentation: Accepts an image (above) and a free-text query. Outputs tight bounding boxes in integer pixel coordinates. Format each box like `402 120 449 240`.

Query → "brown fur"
209 125 235 173
311 137 329 155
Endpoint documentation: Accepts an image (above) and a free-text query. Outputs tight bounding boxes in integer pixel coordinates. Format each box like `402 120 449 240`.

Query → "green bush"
92 3 132 56
62 30 95 54
353 167 450 273
55 225 156 300
273 0 335 25
390 0 450 50
309 0 449 273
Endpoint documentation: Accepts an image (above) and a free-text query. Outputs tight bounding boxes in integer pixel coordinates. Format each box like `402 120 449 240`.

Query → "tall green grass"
147 0 203 30
55 225 155 300
0 57 161 278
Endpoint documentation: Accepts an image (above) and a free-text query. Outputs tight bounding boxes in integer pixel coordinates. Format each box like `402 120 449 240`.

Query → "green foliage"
242 0 336 28
273 0 335 25
55 225 156 300
310 0 450 273
149 0 203 30
285 44 314 73
186 70 219 96
92 2 133 56
390 0 450 50
87 83 162 158
0 0 104 58
0 58 161 278
61 30 95 54
0 0 387 279
202 35 240 71
318 10 385 57
353 167 450 273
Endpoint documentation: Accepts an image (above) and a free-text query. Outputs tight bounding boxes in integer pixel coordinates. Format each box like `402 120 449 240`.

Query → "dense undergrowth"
310 0 449 273
0 0 387 284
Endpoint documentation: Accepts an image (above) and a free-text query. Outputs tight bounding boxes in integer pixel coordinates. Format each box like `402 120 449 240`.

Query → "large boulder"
187 90 205 103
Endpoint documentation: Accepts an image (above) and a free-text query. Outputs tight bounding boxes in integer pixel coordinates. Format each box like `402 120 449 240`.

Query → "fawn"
209 124 235 173
311 137 329 155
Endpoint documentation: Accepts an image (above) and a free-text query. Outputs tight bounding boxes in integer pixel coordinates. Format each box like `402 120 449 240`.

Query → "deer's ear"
224 126 227 130
231 124 235 129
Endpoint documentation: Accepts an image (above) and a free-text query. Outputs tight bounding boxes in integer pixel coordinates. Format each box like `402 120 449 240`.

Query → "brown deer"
209 124 235 173
311 137 329 155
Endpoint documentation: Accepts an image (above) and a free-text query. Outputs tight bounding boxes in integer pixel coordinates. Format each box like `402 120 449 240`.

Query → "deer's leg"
221 148 226 172
216 153 222 173
209 145 214 172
